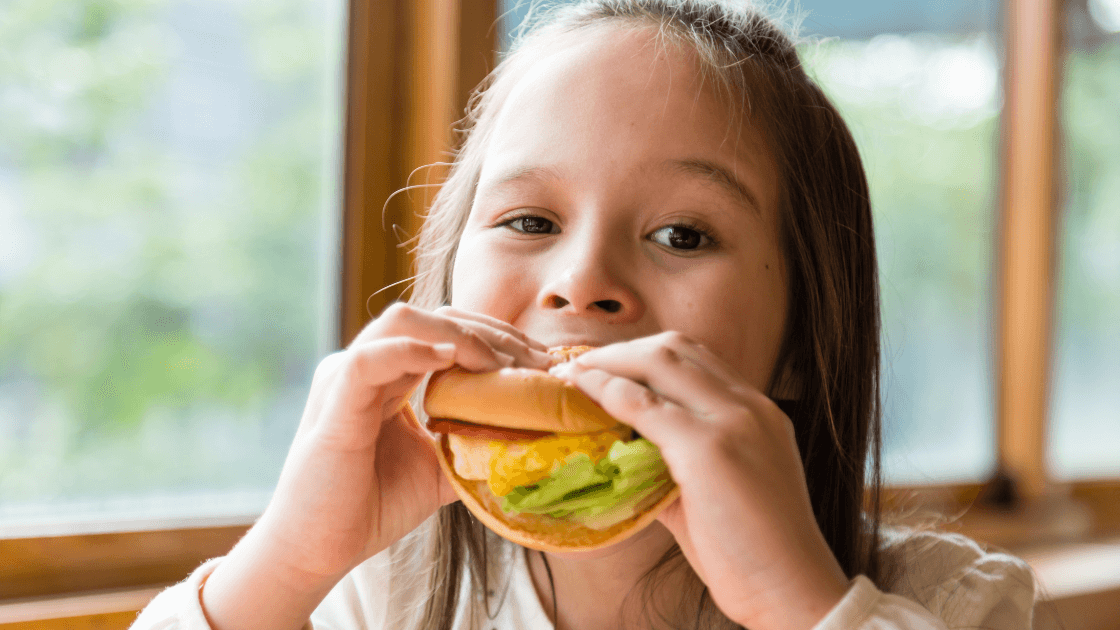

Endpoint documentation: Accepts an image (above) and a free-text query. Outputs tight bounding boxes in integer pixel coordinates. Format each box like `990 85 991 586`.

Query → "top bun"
423 345 618 434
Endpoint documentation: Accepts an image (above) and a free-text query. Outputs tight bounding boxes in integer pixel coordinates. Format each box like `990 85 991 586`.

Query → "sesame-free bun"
416 345 680 552
423 365 618 434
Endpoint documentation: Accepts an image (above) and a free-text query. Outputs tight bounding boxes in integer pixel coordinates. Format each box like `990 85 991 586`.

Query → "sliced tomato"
425 418 552 441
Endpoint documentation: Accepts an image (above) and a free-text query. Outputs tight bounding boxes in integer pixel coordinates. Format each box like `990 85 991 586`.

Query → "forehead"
479 25 777 208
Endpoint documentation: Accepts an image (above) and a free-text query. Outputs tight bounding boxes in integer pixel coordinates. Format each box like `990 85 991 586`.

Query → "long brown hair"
404 1 884 627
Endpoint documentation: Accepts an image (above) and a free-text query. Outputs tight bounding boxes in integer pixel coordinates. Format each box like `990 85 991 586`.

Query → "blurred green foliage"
1051 40 1120 477
1059 42 1120 328
810 35 1120 479
1 0 1115 510
0 0 340 505
804 36 1000 479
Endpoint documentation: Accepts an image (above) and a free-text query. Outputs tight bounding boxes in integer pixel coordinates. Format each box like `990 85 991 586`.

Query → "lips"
540 339 606 349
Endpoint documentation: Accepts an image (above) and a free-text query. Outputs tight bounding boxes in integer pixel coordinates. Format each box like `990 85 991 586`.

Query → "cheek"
450 273 494 311
449 239 486 309
743 267 789 388
680 264 787 390
449 234 530 315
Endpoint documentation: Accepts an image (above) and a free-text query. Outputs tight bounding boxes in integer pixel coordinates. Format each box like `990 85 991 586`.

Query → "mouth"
542 340 608 350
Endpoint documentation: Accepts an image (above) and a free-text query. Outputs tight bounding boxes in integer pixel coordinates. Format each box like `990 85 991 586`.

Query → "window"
797 1 1001 484
1051 0 1120 480
0 0 344 530
2 0 1117 627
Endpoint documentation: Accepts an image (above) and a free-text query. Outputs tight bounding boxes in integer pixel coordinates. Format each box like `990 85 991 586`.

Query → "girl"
133 1 1036 629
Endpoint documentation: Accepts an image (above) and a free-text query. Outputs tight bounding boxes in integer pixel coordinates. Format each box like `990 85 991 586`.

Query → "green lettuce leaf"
500 438 671 531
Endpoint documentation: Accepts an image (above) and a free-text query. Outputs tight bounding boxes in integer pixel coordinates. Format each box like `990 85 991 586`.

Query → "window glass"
499 0 1000 483
1051 1 1120 479
803 13 1000 483
0 0 343 528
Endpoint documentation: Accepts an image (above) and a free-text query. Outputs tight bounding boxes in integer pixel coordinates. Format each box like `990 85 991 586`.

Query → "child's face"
452 26 788 392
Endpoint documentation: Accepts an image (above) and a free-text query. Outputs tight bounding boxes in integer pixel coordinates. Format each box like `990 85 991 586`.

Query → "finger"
554 342 747 420
343 337 459 388
294 351 349 440
295 347 415 440
679 339 754 391
388 404 458 508
655 496 689 552
372 411 454 538
356 303 515 372
437 472 458 507
654 499 708 584
560 366 699 449
442 315 553 369
435 306 549 351
396 395 436 444
390 405 457 498
575 332 750 394
309 339 459 449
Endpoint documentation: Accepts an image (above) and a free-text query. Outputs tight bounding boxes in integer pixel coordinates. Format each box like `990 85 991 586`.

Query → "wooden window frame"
0 0 497 626
3 0 1118 627
885 1 1120 625
890 0 1120 550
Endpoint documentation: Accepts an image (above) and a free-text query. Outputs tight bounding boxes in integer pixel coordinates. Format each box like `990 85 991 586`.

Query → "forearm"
200 520 343 630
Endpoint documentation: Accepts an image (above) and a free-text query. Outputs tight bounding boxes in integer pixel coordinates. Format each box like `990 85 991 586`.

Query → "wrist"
201 522 344 630
731 568 850 630
252 503 366 581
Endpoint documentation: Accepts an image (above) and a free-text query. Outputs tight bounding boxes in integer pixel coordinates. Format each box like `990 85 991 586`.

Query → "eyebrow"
484 159 762 214
666 158 761 215
488 164 565 189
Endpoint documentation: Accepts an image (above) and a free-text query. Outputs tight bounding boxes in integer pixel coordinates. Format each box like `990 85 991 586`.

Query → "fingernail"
529 348 553 367
433 343 456 358
526 337 549 351
494 351 516 366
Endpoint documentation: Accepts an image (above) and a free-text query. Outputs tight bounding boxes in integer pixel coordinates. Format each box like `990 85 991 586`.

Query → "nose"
537 236 644 323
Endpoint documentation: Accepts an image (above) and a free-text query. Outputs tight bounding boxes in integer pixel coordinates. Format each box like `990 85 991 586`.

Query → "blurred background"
1 0 344 525
2 0 1117 525
0 0 1118 627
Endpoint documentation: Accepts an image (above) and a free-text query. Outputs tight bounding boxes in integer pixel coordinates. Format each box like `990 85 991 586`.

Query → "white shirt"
131 525 1036 629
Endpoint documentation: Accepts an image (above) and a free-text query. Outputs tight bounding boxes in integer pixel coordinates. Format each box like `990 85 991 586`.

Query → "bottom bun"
400 403 679 552
438 437 680 552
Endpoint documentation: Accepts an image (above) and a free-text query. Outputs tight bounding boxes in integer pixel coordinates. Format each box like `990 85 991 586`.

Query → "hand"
549 332 849 630
202 304 553 630
260 304 551 577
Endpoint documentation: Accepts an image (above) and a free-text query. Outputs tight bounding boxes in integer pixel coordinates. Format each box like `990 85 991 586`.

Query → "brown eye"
651 225 710 250
506 215 557 234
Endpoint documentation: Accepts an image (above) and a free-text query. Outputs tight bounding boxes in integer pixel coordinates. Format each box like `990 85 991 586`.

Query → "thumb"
436 471 459 507
656 497 695 557
392 404 459 508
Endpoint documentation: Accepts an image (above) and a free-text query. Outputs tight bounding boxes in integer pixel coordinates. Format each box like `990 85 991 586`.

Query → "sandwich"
419 346 679 552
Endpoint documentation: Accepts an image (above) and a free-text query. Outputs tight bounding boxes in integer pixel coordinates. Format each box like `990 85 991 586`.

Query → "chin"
541 520 675 560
